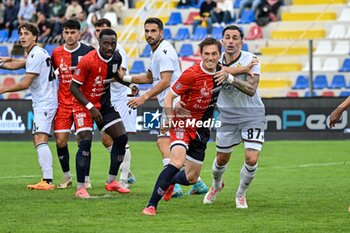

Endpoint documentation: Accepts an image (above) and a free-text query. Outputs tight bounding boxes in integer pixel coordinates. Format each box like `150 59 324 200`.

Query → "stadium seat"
322 91 334 97
337 8 350 22
138 83 152 90
234 0 241 8
44 44 56 56
173 27 190 41
345 26 350 39
211 27 223 40
165 12 182 25
2 77 16 87
0 29 9 43
339 91 350 97
0 94 4 99
304 90 317 97
0 45 9 56
314 40 332 55
178 43 193 57
245 24 263 40
7 30 19 43
129 60 146 74
328 24 346 39
338 58 350 72
329 75 346 89
313 75 328 89
237 10 255 24
292 75 309 89
7 93 20 99
332 40 349 55
191 26 207 41
242 43 249 52
163 28 172 40
184 12 199 25
286 91 299 97
302 57 322 71
0 69 11 75
140 44 152 58
321 57 339 71
12 68 26 75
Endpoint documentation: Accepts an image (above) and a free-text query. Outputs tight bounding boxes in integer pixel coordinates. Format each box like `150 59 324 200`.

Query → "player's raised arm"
0 57 26 70
122 70 153 84
0 73 36 94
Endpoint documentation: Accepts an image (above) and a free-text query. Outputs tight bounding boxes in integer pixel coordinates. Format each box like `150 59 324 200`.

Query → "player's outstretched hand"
214 69 228 85
90 107 103 125
329 108 344 129
245 57 259 72
174 100 191 118
127 95 146 109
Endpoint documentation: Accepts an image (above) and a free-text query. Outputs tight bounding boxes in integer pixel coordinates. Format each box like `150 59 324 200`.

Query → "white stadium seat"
333 41 349 55
328 24 346 39
314 40 332 55
321 57 339 71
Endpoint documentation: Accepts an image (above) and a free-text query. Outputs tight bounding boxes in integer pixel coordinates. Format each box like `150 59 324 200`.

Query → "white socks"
212 158 227 190
36 143 53 179
236 162 258 197
162 158 170 167
119 146 131 181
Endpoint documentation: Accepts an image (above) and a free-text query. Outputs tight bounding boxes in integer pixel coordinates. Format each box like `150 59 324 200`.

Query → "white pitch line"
0 175 41 180
201 161 349 173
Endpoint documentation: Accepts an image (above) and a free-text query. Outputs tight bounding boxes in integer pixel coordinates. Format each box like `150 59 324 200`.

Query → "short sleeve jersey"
171 62 221 123
52 42 94 107
26 45 58 110
217 50 265 123
110 43 129 104
72 49 122 110
149 39 181 107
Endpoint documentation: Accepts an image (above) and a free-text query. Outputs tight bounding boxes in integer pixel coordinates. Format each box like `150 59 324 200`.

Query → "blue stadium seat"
339 58 350 72
305 91 317 97
0 94 4 100
0 46 9 56
165 12 183 25
237 10 255 24
173 28 190 41
242 43 249 52
7 30 19 43
329 75 346 89
313 75 328 89
234 0 241 8
0 69 11 75
138 83 152 90
178 43 194 57
44 44 56 56
0 29 9 43
129 60 146 74
140 44 151 58
12 68 26 75
339 91 350 97
191 26 207 41
212 27 223 40
163 28 172 40
292 75 309 89
194 0 205 8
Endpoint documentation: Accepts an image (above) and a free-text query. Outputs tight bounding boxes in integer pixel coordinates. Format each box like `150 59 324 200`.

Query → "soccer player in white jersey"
0 23 58 190
203 25 265 208
123 17 208 196
93 18 139 188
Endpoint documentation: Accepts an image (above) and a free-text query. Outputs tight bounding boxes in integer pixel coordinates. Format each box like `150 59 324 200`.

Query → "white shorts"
216 120 265 153
32 108 57 136
113 100 136 133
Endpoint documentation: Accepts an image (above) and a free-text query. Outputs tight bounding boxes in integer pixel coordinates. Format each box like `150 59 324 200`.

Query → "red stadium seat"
322 91 334 97
287 91 299 97
7 93 20 99
2 77 15 87
245 25 263 40
184 12 199 25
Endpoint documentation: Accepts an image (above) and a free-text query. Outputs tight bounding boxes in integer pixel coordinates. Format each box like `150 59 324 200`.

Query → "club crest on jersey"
112 64 118 73
93 76 103 86
175 83 182 90
76 68 80 75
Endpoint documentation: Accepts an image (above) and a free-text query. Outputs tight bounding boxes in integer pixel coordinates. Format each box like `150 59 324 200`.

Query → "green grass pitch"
0 140 349 233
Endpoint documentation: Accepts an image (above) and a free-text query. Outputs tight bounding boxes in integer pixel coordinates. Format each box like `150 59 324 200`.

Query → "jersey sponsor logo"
143 110 161 129
93 76 103 86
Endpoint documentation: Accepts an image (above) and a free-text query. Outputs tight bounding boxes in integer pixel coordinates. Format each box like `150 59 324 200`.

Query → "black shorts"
97 106 122 132
186 128 210 165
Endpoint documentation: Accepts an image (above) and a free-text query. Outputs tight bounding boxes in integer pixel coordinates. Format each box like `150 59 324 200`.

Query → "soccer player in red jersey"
52 19 94 189
70 29 130 198
142 38 223 215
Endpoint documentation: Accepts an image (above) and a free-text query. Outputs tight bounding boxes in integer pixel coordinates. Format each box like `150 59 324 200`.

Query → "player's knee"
216 153 231 166
56 137 68 148
101 133 112 148
245 149 259 166
112 134 128 149
186 173 199 184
